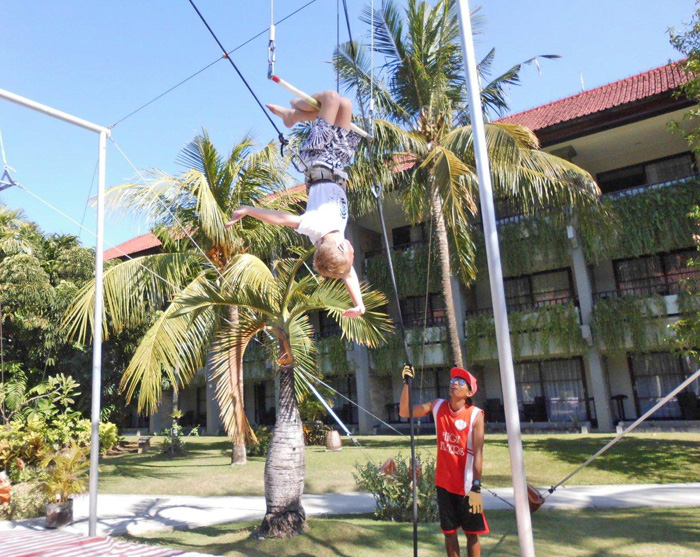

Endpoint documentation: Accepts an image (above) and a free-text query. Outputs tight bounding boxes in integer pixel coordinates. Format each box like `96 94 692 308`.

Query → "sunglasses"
450 377 468 386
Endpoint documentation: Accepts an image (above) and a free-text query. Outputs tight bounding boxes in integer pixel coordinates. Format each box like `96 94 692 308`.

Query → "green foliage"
465 303 585 361
0 369 118 481
370 327 449 374
474 213 570 278
669 7 700 153
671 207 700 354
298 394 330 423
365 243 440 297
4 480 50 519
159 411 199 457
354 455 438 522
582 181 700 261
316 336 351 375
592 295 670 352
41 443 89 504
246 425 272 457
303 421 331 446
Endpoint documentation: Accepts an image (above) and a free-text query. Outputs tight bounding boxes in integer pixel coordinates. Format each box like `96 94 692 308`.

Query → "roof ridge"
498 59 687 123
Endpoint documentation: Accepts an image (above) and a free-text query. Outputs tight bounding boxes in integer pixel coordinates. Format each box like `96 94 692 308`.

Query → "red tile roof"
497 61 690 131
105 232 161 261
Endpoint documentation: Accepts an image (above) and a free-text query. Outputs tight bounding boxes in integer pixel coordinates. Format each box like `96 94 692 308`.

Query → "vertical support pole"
88 130 107 537
453 2 536 555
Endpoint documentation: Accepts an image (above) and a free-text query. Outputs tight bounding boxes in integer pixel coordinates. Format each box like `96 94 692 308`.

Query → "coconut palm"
64 132 303 463
172 250 391 537
336 0 607 366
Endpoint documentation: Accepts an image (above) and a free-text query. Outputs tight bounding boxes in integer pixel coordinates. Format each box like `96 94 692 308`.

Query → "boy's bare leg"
444 532 460 557
467 534 480 557
266 91 341 128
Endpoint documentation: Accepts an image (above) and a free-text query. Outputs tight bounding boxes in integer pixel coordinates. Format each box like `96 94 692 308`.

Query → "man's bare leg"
466 534 480 557
444 532 460 557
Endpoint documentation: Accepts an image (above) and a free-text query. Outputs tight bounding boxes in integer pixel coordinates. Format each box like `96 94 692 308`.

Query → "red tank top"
432 399 482 496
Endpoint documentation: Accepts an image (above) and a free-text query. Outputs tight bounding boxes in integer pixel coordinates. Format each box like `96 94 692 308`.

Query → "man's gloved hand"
401 364 415 384
467 490 483 514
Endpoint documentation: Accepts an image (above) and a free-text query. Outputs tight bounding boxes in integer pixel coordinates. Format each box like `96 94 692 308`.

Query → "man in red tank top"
400 367 488 557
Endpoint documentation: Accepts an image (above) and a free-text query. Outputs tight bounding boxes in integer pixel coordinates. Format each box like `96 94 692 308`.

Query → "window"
392 223 426 248
400 293 445 328
196 387 207 425
597 153 695 194
613 249 698 296
514 358 591 423
319 311 341 338
628 352 700 419
254 381 276 425
503 269 574 311
325 376 358 424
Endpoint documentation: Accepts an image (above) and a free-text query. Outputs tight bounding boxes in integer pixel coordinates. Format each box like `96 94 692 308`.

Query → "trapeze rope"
338 4 419 554
187 0 290 154
109 0 320 129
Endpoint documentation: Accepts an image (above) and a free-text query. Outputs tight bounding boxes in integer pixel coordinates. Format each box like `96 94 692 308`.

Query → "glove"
467 490 483 514
401 364 415 384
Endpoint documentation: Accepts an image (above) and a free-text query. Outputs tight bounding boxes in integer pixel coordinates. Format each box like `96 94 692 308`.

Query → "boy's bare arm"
341 267 365 318
472 411 484 482
225 205 301 229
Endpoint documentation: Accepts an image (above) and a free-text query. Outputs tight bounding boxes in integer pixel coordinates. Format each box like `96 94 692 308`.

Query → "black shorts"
437 486 490 536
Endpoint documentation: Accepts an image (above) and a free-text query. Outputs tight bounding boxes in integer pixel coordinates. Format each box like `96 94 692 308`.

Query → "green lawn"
99 433 700 497
121 508 700 556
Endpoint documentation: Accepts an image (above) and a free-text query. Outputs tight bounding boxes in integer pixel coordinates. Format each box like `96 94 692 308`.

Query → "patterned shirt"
299 117 362 179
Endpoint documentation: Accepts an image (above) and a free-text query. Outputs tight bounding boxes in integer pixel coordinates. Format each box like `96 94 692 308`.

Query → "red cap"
451 367 477 395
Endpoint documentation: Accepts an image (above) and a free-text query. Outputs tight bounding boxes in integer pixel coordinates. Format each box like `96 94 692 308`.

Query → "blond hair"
314 237 353 279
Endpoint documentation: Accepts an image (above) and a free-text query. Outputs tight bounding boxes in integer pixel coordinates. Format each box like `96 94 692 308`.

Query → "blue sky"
0 0 694 249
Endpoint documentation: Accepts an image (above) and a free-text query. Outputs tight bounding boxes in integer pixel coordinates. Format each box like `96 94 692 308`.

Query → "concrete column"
350 344 374 433
205 356 223 435
568 224 613 431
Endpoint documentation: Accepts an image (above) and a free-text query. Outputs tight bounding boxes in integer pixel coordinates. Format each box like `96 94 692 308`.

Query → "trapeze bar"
270 75 373 141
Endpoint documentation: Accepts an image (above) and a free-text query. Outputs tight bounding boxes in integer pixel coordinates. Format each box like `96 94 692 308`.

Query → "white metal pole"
88 130 107 536
453 3 536 556
0 87 109 537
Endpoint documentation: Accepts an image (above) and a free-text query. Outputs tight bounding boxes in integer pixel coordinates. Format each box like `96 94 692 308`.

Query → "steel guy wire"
110 0 320 129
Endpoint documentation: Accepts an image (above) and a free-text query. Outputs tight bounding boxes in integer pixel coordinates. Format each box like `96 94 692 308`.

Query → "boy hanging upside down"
226 90 365 318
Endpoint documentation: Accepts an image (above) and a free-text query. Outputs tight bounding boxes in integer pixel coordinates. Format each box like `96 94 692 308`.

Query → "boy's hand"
342 305 365 319
225 206 249 229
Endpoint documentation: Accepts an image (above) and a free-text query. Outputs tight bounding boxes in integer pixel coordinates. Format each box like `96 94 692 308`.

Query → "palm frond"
120 273 218 414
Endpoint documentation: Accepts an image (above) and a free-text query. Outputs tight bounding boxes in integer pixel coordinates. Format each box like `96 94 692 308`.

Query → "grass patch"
121 508 700 556
99 433 700 497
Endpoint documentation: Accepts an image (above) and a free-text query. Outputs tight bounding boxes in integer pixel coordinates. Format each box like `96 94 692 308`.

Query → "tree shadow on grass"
509 436 700 483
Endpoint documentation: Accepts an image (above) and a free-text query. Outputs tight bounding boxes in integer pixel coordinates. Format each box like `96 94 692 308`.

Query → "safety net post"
453 2 536 556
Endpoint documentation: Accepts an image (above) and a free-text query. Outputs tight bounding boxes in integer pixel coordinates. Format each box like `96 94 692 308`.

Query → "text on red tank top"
433 399 479 496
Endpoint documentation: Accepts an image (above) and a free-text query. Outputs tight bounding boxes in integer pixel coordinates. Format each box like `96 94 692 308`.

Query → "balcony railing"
365 240 427 260
465 290 576 317
593 270 700 301
603 174 700 200
402 313 446 329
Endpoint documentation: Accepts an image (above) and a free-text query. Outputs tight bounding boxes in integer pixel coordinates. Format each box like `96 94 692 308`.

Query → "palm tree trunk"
258 363 307 538
228 306 247 465
431 184 465 368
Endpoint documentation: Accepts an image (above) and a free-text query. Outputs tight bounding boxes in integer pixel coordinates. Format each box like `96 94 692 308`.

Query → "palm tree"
336 0 607 366
173 250 391 537
64 132 302 463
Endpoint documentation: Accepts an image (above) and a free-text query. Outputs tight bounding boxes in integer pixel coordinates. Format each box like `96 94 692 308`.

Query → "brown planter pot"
325 430 342 452
45 499 73 528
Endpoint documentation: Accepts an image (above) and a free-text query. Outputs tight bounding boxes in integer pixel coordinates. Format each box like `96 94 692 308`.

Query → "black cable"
187 0 288 151
339 2 418 556
110 0 319 129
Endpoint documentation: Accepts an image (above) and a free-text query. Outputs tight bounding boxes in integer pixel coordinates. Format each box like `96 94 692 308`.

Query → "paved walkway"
1 483 699 538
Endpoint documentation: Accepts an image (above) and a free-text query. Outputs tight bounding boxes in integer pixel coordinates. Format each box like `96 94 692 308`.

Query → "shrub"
159 411 198 456
303 421 331 446
8 481 50 519
247 425 272 457
354 454 439 522
99 422 120 455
